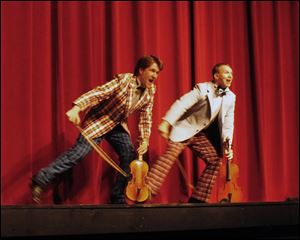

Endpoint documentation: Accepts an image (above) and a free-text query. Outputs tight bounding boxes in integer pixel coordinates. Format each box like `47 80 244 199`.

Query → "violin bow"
176 159 194 191
76 125 129 177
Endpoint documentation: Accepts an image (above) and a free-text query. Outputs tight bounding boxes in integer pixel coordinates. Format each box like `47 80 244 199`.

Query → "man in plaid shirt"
32 55 163 204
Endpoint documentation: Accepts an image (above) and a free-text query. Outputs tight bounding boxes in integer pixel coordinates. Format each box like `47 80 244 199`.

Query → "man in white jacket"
146 63 235 203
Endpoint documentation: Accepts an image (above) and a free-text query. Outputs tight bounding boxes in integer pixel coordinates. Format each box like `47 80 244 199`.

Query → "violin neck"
224 138 231 181
226 159 231 181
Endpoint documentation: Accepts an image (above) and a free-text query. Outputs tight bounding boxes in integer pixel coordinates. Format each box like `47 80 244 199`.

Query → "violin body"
217 161 242 203
125 156 150 202
217 139 243 203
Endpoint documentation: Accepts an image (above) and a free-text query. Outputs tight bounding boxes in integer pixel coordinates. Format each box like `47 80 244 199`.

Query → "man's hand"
137 140 148 155
223 137 233 160
225 148 233 160
158 120 171 139
66 105 81 125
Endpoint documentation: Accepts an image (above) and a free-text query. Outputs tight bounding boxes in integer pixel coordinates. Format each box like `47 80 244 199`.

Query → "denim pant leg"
105 126 136 200
35 134 103 187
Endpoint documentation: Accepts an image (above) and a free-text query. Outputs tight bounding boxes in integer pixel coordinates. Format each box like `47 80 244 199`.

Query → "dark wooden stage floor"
1 200 299 239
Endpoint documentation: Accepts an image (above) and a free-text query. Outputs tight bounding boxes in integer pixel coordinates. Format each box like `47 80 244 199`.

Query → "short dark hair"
212 63 231 79
134 55 163 76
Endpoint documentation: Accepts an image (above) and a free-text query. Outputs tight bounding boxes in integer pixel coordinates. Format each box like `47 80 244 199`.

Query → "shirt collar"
135 77 145 91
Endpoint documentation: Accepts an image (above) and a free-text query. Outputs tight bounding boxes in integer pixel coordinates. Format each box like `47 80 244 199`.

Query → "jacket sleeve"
163 84 206 125
221 95 236 146
73 74 129 111
138 86 155 143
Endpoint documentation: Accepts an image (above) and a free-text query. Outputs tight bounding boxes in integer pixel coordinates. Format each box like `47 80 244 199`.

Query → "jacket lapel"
219 92 234 124
124 78 135 117
205 82 216 120
131 89 150 112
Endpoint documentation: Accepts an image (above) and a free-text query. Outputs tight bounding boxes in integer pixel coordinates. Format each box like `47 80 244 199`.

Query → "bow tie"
216 88 228 96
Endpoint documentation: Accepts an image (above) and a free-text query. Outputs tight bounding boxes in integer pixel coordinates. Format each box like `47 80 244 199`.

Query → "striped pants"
146 132 221 202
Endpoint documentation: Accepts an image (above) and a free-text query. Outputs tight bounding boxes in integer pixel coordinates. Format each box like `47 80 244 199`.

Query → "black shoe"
31 177 43 204
110 197 126 204
188 197 206 203
110 192 127 204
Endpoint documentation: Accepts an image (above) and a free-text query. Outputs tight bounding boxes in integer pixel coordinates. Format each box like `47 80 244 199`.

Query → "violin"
217 139 243 203
125 154 150 202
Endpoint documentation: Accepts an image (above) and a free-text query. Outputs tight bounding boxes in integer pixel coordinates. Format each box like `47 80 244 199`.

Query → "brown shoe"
31 178 43 204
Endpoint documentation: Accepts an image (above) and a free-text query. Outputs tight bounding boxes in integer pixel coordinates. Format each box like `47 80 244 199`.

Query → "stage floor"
1 200 299 239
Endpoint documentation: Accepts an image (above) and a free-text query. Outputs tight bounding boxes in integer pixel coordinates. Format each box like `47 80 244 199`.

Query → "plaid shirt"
73 73 155 143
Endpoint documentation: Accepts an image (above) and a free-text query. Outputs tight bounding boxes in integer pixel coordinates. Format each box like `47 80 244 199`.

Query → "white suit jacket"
163 81 236 145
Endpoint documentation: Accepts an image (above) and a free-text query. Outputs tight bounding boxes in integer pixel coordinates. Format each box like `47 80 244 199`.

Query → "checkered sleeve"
138 86 156 143
73 74 129 111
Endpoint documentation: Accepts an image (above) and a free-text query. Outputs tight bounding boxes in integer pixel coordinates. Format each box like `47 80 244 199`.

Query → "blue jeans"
35 124 135 201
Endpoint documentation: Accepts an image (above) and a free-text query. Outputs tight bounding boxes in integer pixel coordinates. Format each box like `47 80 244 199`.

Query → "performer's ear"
214 73 219 80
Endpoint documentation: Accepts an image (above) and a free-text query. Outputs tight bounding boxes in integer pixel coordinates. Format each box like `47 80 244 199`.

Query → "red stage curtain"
1 1 298 204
